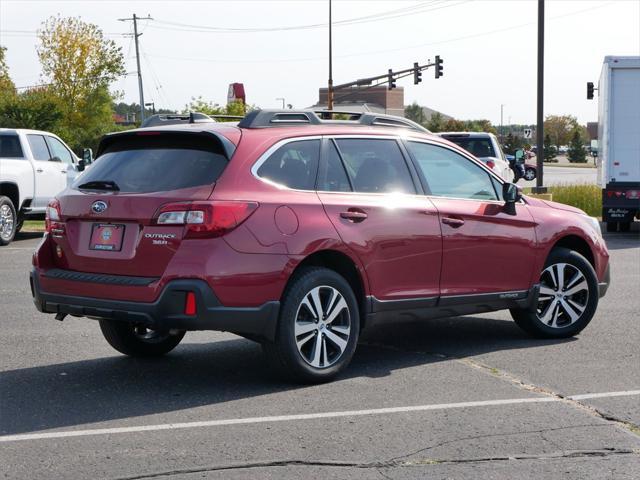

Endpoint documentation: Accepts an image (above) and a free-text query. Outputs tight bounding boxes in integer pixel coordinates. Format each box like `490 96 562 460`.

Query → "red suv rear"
31 110 610 382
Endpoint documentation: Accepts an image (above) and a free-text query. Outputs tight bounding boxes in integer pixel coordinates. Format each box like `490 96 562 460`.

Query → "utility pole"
119 14 153 122
500 104 504 143
327 0 334 110
534 0 546 193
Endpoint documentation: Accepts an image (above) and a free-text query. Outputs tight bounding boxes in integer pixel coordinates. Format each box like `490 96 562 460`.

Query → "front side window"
27 135 51 161
256 139 320 190
407 141 498 201
46 137 74 166
335 138 415 194
0 135 24 158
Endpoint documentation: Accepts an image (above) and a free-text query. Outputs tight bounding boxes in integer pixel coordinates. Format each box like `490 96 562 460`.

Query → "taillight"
45 199 65 237
154 201 258 238
486 160 496 169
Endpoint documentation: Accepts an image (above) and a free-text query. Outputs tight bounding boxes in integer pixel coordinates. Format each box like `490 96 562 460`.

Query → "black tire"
263 267 360 383
510 247 599 338
524 168 536 181
15 218 24 234
99 320 185 357
619 222 631 232
0 196 17 246
606 222 618 232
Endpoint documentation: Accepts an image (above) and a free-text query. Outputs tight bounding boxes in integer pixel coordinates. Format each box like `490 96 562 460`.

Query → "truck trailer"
596 56 640 232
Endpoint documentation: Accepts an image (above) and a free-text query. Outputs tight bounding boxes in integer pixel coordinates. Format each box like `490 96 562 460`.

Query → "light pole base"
531 186 548 194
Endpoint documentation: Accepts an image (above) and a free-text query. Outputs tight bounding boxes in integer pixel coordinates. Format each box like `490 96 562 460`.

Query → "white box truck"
596 56 640 232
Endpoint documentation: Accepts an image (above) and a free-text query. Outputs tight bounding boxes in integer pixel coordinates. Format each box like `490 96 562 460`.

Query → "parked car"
31 110 610 383
0 128 91 245
504 153 537 181
436 132 512 180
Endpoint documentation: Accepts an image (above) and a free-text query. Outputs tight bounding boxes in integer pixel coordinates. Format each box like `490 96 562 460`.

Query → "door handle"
36 168 44 173
442 217 465 227
60 170 67 174
340 209 368 222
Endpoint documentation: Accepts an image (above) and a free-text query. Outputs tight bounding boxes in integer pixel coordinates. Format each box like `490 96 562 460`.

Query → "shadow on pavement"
0 316 572 435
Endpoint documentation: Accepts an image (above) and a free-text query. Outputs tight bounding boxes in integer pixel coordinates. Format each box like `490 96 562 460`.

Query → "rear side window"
335 138 415 194
442 136 496 158
317 141 351 192
75 133 228 193
407 141 498 201
27 135 51 161
0 135 24 158
256 139 320 190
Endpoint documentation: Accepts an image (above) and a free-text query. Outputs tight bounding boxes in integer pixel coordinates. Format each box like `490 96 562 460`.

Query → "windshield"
442 136 497 159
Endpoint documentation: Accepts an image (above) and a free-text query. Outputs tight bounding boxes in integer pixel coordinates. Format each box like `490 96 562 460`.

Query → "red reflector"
486 160 495 169
185 292 197 316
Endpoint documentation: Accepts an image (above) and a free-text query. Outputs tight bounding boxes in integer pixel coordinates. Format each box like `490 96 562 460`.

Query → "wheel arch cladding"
289 249 367 327
551 235 595 269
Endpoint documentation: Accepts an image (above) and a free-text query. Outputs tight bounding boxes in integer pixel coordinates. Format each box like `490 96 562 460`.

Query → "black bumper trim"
31 270 279 341
43 268 159 287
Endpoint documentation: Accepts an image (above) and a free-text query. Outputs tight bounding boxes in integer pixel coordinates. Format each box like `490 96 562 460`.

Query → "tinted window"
407 142 498 201
27 135 51 161
75 134 228 193
0 135 24 158
335 139 415 194
442 136 496 158
318 141 351 192
257 140 320 190
46 136 74 165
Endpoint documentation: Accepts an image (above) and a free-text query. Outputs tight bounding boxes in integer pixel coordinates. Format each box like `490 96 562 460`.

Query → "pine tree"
543 134 557 162
567 129 587 163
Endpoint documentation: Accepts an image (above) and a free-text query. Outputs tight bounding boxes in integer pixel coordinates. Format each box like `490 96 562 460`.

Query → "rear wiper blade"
77 180 120 191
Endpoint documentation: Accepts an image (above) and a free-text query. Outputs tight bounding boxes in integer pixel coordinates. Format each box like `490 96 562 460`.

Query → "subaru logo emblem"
91 201 107 214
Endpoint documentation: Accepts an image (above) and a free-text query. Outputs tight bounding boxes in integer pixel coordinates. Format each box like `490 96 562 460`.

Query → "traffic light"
388 69 396 90
435 55 444 79
413 62 422 85
587 81 594 99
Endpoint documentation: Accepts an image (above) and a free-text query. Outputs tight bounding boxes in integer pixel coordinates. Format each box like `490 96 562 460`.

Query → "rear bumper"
30 269 279 341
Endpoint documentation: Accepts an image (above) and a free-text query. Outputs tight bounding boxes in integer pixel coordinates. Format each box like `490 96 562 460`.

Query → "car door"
26 134 67 208
45 135 79 186
317 136 442 303
405 140 537 297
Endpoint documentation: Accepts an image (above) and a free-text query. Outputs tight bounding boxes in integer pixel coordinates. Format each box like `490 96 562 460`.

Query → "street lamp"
500 104 505 143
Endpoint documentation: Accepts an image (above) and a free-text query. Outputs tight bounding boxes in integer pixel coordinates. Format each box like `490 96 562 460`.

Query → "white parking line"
1 390 638 443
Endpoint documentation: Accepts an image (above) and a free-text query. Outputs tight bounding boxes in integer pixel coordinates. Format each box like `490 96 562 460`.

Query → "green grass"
21 220 45 232
526 184 601 217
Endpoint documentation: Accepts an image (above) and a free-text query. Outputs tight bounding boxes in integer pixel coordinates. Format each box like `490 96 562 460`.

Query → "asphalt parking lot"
1 230 638 479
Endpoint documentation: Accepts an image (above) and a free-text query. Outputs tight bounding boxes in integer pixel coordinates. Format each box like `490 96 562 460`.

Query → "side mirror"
77 159 86 172
82 148 93 165
503 182 522 204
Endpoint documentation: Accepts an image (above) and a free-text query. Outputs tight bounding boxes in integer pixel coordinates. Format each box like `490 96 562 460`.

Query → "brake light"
45 199 65 237
486 160 496 169
154 201 258 238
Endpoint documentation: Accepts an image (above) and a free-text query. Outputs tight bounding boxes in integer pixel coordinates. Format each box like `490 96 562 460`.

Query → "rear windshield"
442 136 496 158
75 133 228 193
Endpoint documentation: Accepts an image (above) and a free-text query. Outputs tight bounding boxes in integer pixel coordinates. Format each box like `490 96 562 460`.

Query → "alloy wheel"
537 263 589 328
0 204 14 241
294 285 351 369
524 169 536 181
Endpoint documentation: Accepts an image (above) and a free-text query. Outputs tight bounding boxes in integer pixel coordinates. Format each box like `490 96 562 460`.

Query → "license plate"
90 224 125 251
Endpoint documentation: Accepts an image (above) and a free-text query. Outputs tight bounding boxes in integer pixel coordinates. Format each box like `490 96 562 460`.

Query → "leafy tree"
404 102 426 126
544 114 580 149
0 46 16 99
567 129 587 163
463 119 497 134
183 97 251 121
443 118 466 132
426 111 445 132
37 16 125 150
0 87 63 131
503 132 524 154
543 133 557 162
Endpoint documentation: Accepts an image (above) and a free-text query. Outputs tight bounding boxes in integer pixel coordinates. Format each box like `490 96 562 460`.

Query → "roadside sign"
523 128 532 139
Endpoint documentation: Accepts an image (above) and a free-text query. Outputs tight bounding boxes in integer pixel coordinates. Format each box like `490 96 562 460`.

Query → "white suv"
437 132 512 181
0 129 88 245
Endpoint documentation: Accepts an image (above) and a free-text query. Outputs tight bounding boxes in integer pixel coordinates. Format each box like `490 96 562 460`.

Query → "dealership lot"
1 231 638 479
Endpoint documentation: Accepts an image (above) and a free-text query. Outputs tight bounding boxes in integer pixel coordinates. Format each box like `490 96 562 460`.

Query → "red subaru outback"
31 110 610 382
